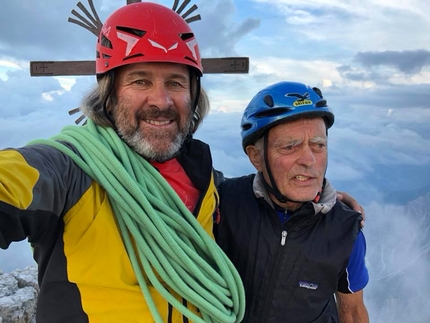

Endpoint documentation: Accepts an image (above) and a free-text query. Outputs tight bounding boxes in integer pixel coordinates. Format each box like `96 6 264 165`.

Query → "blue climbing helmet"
241 81 335 151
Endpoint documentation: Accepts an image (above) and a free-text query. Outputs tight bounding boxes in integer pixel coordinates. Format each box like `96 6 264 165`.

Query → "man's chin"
124 127 189 161
288 191 319 203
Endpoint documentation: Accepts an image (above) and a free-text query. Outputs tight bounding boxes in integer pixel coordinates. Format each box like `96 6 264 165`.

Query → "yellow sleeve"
0 149 39 209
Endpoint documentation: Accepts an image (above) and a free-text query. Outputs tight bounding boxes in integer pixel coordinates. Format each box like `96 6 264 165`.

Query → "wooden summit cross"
30 0 249 78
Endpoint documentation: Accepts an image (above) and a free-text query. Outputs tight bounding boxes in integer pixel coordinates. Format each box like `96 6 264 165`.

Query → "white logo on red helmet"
147 39 198 60
185 38 198 60
148 39 178 53
117 31 139 56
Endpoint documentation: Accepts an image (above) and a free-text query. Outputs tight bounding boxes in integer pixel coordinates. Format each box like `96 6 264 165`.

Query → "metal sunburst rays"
68 0 103 37
67 0 201 125
172 0 201 23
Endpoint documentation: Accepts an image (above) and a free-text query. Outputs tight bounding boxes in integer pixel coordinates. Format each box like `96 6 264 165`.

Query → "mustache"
135 107 179 120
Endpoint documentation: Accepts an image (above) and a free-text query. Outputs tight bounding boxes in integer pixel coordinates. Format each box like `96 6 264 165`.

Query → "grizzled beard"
113 102 193 162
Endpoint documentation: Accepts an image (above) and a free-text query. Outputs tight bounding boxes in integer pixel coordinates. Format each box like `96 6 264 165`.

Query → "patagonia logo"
299 280 319 290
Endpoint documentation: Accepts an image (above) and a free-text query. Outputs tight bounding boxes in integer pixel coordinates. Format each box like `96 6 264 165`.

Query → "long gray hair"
80 68 210 134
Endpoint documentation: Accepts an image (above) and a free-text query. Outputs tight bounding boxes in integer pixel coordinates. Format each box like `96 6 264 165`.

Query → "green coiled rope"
29 119 245 323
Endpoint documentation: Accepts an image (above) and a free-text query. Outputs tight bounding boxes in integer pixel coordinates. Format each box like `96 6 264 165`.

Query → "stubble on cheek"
112 97 139 137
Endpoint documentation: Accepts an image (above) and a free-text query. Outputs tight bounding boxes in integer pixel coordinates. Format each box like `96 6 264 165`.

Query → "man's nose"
297 146 316 167
148 84 173 110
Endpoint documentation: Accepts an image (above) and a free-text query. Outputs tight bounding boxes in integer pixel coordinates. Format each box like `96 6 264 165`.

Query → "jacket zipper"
259 225 289 322
281 230 287 246
260 213 313 322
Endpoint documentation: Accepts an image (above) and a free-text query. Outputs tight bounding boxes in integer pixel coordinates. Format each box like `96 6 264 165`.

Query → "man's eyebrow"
310 136 327 143
273 138 302 147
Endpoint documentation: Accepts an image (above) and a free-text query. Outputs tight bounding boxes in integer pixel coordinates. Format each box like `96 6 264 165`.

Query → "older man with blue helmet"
215 81 369 323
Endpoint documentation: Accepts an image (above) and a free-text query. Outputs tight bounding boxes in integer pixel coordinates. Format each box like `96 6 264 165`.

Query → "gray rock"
0 267 38 323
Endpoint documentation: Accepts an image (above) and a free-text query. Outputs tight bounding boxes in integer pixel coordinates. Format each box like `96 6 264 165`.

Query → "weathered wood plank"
30 61 94 76
202 57 249 74
30 57 249 76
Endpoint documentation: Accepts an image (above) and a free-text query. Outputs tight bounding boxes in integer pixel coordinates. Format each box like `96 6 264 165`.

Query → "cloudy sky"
1 0 430 321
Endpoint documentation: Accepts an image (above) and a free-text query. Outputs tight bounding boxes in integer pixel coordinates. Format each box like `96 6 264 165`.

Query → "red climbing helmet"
96 2 203 76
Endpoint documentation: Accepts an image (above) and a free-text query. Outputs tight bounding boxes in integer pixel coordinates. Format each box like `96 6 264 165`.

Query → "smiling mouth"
295 175 312 181
145 119 172 126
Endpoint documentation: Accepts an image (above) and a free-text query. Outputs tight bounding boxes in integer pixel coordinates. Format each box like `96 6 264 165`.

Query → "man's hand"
336 191 365 227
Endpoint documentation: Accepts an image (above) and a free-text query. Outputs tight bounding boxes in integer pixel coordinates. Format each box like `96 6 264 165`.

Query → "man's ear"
246 145 264 172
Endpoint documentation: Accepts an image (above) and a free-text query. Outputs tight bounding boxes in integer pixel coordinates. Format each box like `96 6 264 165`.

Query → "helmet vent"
316 99 327 107
179 33 195 41
242 123 252 131
312 87 323 98
184 56 198 65
123 53 144 61
101 34 113 49
255 107 293 118
117 26 146 38
263 94 274 107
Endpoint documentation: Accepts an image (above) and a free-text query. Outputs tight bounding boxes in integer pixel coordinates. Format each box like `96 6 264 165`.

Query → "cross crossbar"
30 57 249 76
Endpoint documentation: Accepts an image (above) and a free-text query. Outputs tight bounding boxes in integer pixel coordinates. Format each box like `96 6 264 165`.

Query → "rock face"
0 267 38 323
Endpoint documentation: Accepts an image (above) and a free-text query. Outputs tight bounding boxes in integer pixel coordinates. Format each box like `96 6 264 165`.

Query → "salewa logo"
148 38 198 61
148 39 178 53
299 280 319 290
286 92 313 107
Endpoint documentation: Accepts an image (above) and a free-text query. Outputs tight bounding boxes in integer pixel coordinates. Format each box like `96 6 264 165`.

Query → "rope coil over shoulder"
29 120 245 323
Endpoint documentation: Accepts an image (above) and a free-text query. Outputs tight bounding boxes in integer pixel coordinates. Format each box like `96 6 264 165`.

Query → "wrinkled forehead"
268 117 327 139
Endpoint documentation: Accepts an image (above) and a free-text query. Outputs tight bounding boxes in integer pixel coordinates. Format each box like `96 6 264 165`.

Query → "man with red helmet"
0 3 245 323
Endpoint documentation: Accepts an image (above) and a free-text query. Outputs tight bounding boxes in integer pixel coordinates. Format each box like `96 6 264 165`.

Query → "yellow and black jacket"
0 138 218 323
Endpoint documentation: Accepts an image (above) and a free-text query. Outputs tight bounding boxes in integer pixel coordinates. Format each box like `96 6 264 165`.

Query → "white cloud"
252 0 430 52
0 57 24 80
0 59 21 69
252 56 343 85
54 77 77 91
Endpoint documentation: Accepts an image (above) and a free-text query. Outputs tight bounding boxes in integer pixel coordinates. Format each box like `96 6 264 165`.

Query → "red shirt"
151 158 200 213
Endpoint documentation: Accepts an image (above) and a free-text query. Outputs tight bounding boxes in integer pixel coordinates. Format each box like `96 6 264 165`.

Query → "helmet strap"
263 133 289 203
188 68 201 114
193 75 201 112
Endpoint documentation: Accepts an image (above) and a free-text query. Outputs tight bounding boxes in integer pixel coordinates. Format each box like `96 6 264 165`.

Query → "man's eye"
312 143 326 151
278 145 296 154
169 81 182 87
